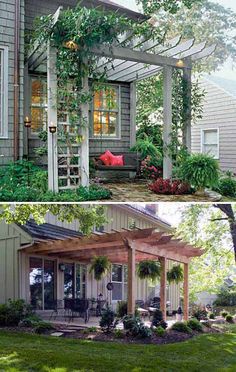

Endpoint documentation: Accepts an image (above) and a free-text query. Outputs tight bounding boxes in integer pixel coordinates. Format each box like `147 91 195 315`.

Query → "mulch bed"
0 325 220 345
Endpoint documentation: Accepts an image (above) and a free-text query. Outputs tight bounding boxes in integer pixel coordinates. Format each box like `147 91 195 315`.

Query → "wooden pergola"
26 6 216 192
21 227 204 320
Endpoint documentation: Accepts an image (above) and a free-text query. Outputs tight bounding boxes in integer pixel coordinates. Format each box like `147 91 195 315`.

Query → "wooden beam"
130 81 136 147
124 239 136 315
91 45 191 70
160 257 167 321
47 42 58 192
80 58 89 186
183 263 189 321
182 62 192 150
163 65 173 179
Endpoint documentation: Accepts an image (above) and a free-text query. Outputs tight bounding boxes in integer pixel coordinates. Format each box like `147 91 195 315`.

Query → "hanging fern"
137 260 161 281
167 265 184 284
89 256 111 281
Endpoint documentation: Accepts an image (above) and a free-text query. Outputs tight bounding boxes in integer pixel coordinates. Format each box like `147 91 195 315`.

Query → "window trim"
90 83 121 140
0 45 8 139
201 128 219 160
111 264 127 303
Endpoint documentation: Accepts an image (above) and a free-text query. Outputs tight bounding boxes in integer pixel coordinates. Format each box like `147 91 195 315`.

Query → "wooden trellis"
27 6 216 193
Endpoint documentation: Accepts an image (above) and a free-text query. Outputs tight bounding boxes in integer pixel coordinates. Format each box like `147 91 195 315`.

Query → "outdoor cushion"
99 150 112 165
110 154 124 166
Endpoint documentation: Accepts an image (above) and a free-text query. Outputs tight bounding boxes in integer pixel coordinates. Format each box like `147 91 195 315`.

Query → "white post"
47 41 58 192
183 65 192 151
163 66 173 179
80 63 90 187
130 81 137 147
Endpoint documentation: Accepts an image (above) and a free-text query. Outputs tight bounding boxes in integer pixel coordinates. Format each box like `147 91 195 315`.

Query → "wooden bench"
93 152 141 175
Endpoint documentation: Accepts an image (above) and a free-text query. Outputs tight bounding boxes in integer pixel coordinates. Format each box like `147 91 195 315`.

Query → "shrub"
154 326 166 337
221 311 229 318
151 310 168 329
114 329 124 339
179 153 219 190
149 178 191 195
87 326 97 333
209 313 215 320
186 318 203 332
191 305 208 321
171 322 192 334
140 156 162 180
225 314 234 323
116 301 127 318
34 321 55 334
214 289 236 307
19 314 42 327
122 315 152 338
0 299 33 327
137 260 161 281
99 307 117 333
216 176 236 197
130 136 162 161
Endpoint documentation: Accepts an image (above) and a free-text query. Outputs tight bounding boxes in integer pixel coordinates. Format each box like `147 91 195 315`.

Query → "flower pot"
195 188 206 196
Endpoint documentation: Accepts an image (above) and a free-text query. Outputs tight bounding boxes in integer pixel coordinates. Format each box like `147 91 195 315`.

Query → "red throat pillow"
99 150 113 166
110 154 124 166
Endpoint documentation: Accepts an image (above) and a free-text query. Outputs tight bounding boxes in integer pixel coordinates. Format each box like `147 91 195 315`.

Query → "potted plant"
176 307 183 321
89 256 111 281
137 260 161 281
179 153 219 195
167 265 184 284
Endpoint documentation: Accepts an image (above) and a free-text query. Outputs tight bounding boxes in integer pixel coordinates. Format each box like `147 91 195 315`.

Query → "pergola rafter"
25 6 217 192
20 227 204 320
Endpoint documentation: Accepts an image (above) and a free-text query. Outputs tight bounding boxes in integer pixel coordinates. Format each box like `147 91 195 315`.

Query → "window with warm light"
31 77 47 133
92 85 120 138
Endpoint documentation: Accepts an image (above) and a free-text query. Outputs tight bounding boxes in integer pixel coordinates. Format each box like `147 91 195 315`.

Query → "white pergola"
26 6 216 192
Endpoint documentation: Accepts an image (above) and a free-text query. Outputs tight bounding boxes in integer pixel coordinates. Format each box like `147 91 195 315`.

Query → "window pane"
93 111 118 137
64 264 74 298
203 144 218 158
112 283 122 301
204 130 217 144
124 265 128 283
31 77 47 133
29 257 43 310
112 264 122 282
44 260 55 310
31 107 47 132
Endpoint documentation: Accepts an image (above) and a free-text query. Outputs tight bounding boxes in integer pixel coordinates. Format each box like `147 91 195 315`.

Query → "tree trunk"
214 204 236 262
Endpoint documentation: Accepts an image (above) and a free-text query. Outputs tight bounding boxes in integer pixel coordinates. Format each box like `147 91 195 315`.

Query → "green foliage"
87 326 97 333
138 0 202 15
151 310 168 329
122 315 152 338
99 307 117 333
221 311 229 318
0 299 33 327
214 289 236 307
179 153 219 190
167 265 184 284
215 176 236 198
0 204 107 236
191 306 208 321
130 135 162 161
154 326 166 337
34 321 55 334
209 313 215 320
137 260 161 281
225 315 234 324
116 301 127 318
171 321 192 334
186 319 203 332
89 256 111 281
113 329 124 339
19 314 42 328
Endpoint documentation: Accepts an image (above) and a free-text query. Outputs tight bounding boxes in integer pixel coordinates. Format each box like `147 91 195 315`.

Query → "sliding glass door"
64 263 86 299
29 257 55 310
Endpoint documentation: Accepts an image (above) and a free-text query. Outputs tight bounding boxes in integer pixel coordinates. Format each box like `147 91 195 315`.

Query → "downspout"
13 0 21 160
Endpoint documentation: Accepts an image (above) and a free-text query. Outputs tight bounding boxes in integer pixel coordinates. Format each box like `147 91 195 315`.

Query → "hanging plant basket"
167 265 184 284
89 256 111 281
137 260 161 281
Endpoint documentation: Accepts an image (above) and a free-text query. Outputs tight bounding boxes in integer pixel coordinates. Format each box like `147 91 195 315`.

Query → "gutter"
13 0 20 160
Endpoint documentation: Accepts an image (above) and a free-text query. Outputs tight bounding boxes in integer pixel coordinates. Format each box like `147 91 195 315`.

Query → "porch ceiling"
27 6 216 82
20 227 204 264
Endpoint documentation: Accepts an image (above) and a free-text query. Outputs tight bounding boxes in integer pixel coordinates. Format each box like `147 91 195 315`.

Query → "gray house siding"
24 0 132 162
192 79 236 173
0 0 24 165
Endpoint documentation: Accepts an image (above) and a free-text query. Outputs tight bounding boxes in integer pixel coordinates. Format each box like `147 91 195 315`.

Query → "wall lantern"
59 263 66 272
176 59 185 68
24 116 32 128
49 122 57 134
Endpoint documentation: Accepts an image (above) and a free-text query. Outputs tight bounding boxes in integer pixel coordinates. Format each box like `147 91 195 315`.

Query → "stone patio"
99 180 222 202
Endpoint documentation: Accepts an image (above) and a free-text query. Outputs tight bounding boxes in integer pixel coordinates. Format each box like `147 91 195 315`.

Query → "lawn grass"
0 330 235 371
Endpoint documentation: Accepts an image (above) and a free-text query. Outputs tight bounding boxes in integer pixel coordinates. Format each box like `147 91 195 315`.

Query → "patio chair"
50 300 65 320
96 299 107 317
69 299 90 323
